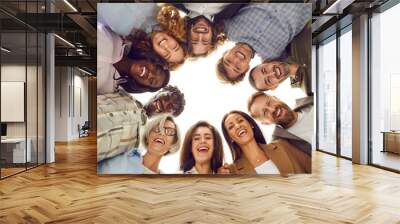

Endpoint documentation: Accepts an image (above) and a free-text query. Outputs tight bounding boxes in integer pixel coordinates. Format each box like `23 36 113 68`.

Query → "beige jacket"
229 139 311 176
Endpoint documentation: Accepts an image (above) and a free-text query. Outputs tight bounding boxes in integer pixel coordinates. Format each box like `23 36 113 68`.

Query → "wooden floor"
1 136 400 224
1 163 44 178
1 167 26 178
373 150 400 171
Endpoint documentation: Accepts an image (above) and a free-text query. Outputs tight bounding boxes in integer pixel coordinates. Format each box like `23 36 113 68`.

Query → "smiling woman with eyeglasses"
97 114 181 174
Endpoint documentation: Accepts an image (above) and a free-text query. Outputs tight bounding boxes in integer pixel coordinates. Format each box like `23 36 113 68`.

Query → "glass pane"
0 1 46 178
27 32 38 169
312 45 317 150
26 1 39 168
38 33 45 165
339 28 352 158
1 31 27 177
318 36 337 154
371 3 400 171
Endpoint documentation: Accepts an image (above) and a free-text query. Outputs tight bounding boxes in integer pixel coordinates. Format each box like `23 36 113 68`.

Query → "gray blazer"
271 96 314 156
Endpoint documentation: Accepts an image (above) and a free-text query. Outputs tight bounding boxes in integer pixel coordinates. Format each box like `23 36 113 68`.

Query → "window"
339 27 352 158
370 2 400 171
0 1 46 179
317 35 337 154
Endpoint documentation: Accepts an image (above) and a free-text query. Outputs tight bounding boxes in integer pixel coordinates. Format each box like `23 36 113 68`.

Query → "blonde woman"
98 3 187 69
127 4 188 70
98 114 181 174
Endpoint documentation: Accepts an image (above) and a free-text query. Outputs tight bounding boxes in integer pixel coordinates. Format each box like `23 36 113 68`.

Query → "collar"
290 65 306 86
234 156 256 174
188 11 213 21
184 166 198 174
234 144 290 177
258 143 290 177
294 96 313 112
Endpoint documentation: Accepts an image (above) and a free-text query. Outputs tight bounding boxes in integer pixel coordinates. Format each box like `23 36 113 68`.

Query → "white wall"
1 64 46 163
55 66 69 141
72 73 89 138
1 65 26 140
54 67 89 141
1 82 25 122
1 65 41 137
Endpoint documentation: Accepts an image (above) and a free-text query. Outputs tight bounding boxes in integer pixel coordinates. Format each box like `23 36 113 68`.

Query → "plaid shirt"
97 90 147 162
225 3 311 60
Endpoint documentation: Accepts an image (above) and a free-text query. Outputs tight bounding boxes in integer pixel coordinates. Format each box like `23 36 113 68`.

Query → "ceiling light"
78 67 92 76
323 0 355 15
54 34 75 48
1 47 11 53
63 0 78 12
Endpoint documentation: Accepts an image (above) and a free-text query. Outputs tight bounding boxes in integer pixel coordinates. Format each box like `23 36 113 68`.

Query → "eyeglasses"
151 126 176 136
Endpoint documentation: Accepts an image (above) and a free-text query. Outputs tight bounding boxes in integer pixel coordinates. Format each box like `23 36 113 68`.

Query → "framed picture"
97 3 313 175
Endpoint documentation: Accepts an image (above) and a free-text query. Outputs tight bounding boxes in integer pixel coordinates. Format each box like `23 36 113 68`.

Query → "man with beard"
186 15 222 57
247 92 313 155
97 85 185 162
248 60 312 96
248 23 312 96
172 3 247 56
216 3 311 84
143 85 186 118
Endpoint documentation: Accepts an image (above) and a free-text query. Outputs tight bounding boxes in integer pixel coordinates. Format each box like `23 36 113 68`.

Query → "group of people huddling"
97 3 314 175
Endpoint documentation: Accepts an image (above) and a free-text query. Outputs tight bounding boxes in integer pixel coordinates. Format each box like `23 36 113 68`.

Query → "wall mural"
97 3 313 175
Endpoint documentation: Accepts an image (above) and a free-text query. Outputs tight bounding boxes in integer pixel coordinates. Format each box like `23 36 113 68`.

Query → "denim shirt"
97 148 155 174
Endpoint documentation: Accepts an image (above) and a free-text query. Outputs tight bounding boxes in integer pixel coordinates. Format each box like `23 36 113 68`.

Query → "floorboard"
1 136 399 223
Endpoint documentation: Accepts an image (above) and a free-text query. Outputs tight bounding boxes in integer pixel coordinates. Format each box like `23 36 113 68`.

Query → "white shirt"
97 23 131 95
183 166 216 174
255 160 280 174
287 106 314 145
184 167 199 174
97 148 156 174
183 3 231 21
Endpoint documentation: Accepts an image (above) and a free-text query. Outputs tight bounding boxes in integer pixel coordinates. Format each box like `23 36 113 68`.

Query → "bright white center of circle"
133 40 306 173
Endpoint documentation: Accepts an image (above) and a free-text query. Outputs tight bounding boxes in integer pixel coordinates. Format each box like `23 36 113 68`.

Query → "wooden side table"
381 131 400 154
